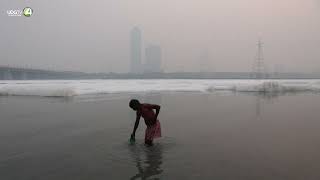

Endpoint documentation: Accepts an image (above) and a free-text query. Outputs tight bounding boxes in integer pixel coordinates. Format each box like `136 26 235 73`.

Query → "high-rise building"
130 27 142 73
144 45 162 73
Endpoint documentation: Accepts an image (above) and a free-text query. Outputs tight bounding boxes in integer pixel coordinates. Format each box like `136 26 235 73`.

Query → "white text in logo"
6 9 23 17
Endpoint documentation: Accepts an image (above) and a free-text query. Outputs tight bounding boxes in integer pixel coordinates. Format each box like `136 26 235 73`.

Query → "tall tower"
252 39 267 79
130 27 142 73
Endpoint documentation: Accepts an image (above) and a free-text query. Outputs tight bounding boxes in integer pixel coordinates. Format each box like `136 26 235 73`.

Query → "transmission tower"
252 39 267 79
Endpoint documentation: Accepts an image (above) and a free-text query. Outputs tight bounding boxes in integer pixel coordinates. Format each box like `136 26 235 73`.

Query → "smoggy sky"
0 0 319 73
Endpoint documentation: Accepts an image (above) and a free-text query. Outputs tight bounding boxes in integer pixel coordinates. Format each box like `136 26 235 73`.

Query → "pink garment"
140 104 156 122
145 120 161 141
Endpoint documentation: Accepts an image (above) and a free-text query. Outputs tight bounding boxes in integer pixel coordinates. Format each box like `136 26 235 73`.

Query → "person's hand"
130 134 135 143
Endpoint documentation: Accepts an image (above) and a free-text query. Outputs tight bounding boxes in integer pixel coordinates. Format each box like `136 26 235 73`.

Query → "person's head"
129 99 141 111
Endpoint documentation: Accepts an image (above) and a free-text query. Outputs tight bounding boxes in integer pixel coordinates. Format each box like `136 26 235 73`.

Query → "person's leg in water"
144 139 153 146
145 139 153 146
145 120 161 146
145 126 154 146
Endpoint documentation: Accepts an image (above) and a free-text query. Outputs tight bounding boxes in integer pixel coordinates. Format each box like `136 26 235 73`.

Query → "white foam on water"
0 83 76 97
0 79 320 97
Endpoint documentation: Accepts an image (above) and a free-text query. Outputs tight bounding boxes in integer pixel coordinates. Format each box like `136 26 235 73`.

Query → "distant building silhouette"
144 45 162 73
130 27 142 73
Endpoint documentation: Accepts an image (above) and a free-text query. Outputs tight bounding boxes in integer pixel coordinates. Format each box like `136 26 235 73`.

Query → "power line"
252 39 267 79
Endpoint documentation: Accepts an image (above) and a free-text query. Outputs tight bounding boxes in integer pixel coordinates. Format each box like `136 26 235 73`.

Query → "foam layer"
0 79 319 97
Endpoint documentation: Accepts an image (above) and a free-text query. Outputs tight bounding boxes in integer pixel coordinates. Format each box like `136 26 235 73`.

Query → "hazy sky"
1 0 319 73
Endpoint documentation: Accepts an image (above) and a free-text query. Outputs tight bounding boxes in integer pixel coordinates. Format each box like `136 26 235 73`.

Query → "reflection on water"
255 96 262 119
242 91 302 100
129 144 163 180
253 92 284 120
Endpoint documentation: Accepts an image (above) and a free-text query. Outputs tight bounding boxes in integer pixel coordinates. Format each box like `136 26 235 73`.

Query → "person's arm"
150 104 161 120
131 112 141 138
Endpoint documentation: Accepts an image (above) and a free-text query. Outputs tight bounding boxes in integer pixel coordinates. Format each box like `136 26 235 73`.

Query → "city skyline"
130 27 162 74
0 0 320 73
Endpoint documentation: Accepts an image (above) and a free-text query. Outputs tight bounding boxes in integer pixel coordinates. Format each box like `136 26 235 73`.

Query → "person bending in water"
129 99 161 146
